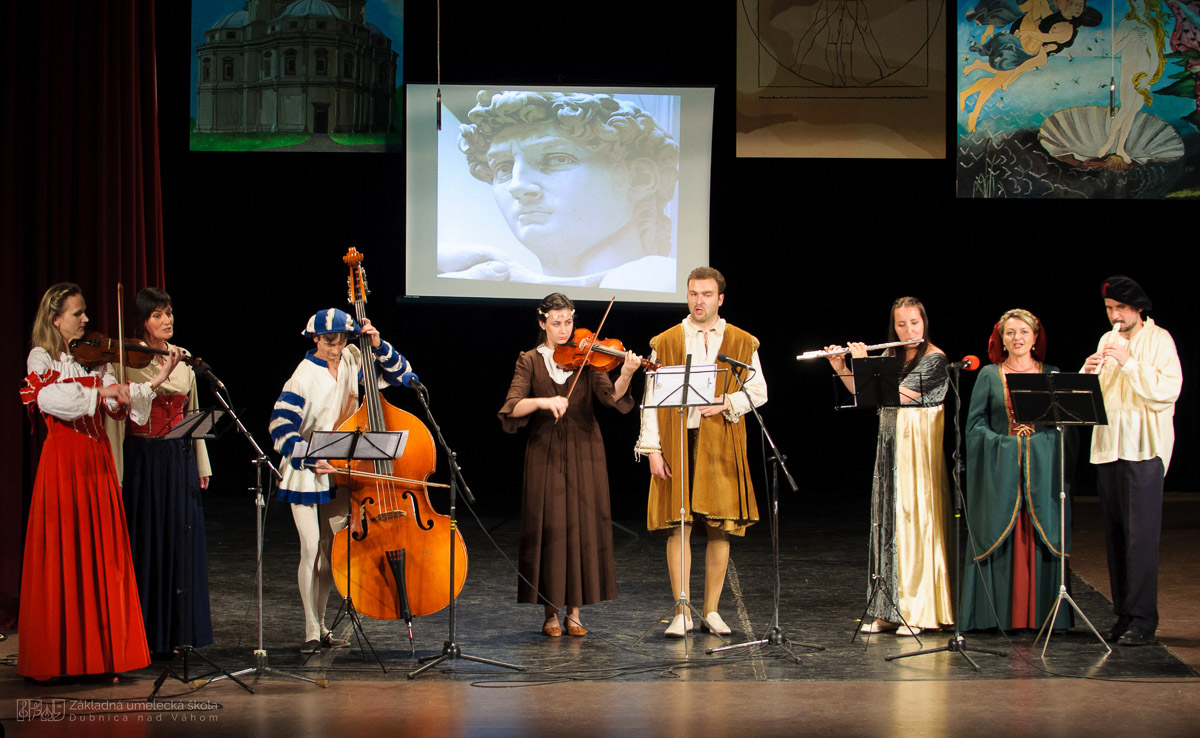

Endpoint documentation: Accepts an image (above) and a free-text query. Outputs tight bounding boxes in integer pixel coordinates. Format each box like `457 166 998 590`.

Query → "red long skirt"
18 416 150 679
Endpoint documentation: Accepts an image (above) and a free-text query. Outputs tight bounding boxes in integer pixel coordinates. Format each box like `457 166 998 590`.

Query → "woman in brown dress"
499 293 642 636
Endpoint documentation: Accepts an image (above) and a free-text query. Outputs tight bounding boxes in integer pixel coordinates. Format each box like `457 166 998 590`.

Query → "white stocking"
291 500 347 642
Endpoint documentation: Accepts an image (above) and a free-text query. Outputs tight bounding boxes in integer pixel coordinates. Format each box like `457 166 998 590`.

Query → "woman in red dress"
19 282 179 680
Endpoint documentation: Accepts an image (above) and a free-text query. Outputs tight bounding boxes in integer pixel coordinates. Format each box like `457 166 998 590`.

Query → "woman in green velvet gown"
961 308 1074 631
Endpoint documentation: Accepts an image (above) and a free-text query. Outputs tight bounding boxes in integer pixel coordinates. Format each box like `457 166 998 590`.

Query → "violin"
553 328 660 373
69 332 205 370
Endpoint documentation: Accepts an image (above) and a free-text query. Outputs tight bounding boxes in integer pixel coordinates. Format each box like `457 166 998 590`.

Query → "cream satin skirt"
893 405 955 628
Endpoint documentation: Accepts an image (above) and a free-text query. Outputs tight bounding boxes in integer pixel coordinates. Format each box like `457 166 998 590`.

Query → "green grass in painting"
329 132 383 145
327 132 404 148
189 131 311 151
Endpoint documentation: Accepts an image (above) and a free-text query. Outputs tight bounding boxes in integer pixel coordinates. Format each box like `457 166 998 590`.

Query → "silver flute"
796 339 923 361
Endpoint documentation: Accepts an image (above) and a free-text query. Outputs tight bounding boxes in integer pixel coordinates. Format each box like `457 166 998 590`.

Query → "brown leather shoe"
542 621 562 637
565 620 588 637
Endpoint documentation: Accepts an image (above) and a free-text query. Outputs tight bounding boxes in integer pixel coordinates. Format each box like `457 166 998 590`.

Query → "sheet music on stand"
1006 373 1108 428
299 429 410 463
832 356 927 410
646 362 724 409
159 408 235 441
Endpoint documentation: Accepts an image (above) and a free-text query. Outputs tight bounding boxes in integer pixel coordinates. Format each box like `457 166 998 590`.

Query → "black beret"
1101 275 1152 311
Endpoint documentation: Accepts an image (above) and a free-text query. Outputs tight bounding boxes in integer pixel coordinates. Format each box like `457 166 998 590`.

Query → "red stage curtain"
1 0 165 628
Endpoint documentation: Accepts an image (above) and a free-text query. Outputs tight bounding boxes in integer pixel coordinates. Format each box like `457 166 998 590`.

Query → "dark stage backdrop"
9 2 1195 627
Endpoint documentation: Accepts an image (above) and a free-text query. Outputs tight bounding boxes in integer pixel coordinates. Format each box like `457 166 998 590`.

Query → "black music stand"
632 357 730 658
707 359 822 662
885 362 1006 670
159 407 232 441
305 428 408 674
838 356 924 646
1006 372 1111 656
847 356 901 411
148 408 250 700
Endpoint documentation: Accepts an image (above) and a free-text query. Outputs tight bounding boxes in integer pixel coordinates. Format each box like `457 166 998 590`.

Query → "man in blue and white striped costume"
269 308 414 654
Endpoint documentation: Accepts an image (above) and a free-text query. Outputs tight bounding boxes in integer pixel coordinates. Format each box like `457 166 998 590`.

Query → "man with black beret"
1082 275 1182 646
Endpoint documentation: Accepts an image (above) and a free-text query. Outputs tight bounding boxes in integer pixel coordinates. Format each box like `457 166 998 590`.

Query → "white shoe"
665 613 693 638
702 612 732 635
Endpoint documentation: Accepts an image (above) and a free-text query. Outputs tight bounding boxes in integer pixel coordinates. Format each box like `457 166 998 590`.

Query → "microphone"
401 372 424 392
716 353 752 371
195 361 228 391
949 355 981 371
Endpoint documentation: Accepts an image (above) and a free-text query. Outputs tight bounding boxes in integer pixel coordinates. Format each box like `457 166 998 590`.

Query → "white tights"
291 501 348 643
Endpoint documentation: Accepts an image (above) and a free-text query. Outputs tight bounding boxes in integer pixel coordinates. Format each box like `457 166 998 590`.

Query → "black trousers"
1095 458 1164 632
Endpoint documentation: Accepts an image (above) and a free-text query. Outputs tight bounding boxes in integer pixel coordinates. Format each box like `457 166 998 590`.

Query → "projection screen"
405 84 715 303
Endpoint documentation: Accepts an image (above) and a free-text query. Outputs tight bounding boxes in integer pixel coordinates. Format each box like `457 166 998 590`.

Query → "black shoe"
1118 625 1156 646
300 639 321 654
320 632 351 649
1105 620 1131 642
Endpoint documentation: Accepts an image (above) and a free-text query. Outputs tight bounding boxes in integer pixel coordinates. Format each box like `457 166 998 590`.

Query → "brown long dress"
499 350 635 607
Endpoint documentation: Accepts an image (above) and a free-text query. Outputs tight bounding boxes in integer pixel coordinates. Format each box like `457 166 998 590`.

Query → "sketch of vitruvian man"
787 0 896 85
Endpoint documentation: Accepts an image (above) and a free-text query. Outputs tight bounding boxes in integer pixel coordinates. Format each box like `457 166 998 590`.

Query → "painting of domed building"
192 0 402 150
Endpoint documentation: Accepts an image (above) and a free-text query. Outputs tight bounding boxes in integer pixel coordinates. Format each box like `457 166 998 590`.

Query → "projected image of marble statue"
437 91 680 292
957 0 1200 198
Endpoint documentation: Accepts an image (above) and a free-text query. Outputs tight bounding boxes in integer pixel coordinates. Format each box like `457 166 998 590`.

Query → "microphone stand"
199 377 327 690
708 362 823 661
405 381 523 678
885 362 1006 670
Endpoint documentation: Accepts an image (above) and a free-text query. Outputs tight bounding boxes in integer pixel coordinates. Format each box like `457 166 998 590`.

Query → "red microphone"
950 355 980 371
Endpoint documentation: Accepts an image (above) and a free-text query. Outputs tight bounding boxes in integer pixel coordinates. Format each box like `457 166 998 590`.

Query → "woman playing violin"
122 287 214 654
18 282 179 680
499 293 642 637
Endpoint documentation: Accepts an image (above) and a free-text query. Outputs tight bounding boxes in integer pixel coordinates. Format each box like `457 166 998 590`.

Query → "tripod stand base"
853 574 923 647
202 648 328 689
885 633 1008 671
327 596 387 673
707 625 824 662
149 645 254 699
1034 588 1112 656
407 640 524 679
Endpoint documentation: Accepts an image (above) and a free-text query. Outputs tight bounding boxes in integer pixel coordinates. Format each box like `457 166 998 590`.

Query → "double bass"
330 248 467 621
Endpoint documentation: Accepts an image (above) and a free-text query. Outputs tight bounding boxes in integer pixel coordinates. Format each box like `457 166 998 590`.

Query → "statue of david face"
482 118 649 274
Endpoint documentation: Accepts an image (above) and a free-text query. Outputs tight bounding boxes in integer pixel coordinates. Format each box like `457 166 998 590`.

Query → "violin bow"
116 282 127 386
561 296 617 410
